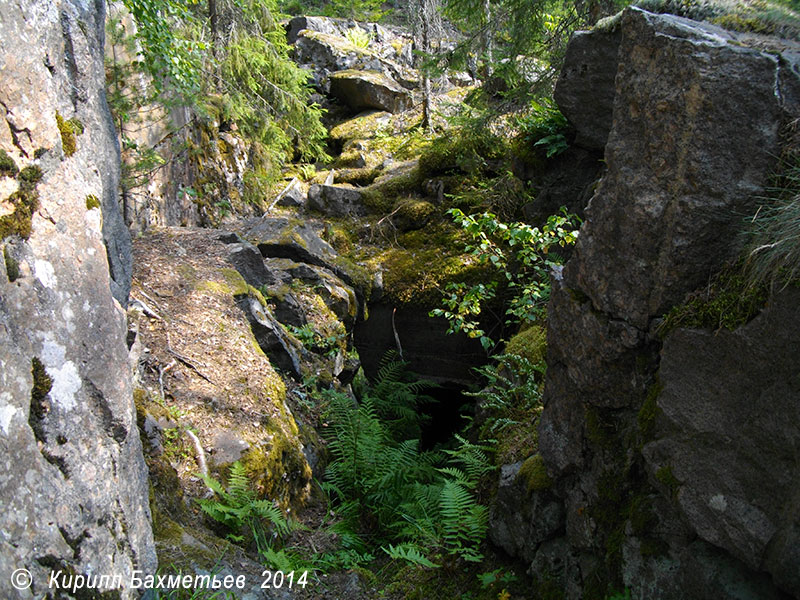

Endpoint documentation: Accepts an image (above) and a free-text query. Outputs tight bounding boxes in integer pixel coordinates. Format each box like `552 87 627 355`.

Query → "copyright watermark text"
10 568 309 593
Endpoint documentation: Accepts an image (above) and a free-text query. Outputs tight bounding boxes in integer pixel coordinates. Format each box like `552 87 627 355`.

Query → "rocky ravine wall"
0 1 155 598
492 8 800 600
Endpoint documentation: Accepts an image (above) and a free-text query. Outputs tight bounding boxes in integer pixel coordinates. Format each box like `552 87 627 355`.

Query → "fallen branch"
158 360 176 400
165 331 213 383
186 429 215 496
130 292 163 321
392 307 404 360
266 176 299 213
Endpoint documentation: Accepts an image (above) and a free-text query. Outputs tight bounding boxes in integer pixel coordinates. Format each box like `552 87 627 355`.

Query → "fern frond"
382 543 440 568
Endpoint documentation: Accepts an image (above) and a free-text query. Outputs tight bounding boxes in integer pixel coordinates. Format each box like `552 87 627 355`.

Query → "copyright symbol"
11 568 32 590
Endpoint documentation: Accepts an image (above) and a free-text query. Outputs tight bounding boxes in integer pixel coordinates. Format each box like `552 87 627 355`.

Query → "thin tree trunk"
483 0 493 76
420 0 432 132
208 0 222 90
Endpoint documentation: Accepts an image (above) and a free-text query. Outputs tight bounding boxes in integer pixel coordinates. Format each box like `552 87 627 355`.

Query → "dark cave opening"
417 381 475 451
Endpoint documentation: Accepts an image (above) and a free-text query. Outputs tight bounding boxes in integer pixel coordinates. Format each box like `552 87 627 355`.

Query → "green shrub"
431 208 580 352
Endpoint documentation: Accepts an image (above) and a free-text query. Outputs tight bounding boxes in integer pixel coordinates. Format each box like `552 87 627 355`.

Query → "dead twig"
158 360 177 400
165 331 214 383
130 292 163 321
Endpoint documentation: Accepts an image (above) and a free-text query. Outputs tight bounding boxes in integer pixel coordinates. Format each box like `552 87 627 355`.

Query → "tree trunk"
483 0 493 77
208 0 222 90
420 0 432 132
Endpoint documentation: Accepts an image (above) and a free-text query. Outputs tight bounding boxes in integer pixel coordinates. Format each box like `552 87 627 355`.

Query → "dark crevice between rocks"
0 99 32 158
417 382 474 451
29 359 51 444
85 379 128 444
59 527 89 561
59 10 81 110
30 357 73 479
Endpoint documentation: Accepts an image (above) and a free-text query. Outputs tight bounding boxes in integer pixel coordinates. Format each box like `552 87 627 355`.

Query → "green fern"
198 461 296 550
383 543 440 568
320 356 492 567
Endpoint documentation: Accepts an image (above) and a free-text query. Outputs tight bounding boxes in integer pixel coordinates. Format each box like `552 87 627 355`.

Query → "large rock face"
0 1 155 598
505 8 800 599
329 69 414 114
644 288 800 594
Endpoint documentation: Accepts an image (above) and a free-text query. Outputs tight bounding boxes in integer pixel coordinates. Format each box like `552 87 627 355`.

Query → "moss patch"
659 263 768 336
19 165 43 184
655 465 681 499
241 430 311 508
361 164 424 213
31 357 52 405
0 172 41 241
0 148 19 177
518 454 552 493
505 325 547 364
637 381 662 443
56 112 83 157
85 194 101 210
4 246 20 282
220 267 249 297
301 29 374 57
392 198 435 231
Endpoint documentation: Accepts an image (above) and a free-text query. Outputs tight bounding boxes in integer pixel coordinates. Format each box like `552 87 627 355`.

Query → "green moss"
392 198 435 230
247 284 268 307
4 246 19 282
18 165 42 184
220 267 249 296
505 325 547 364
330 69 394 87
361 165 423 213
85 194 101 210
56 111 79 157
241 429 310 507
33 148 48 160
635 0 800 38
196 280 231 295
68 117 84 135
133 387 148 413
301 30 373 57
518 454 552 493
655 465 681 499
0 187 40 240
29 357 52 443
659 263 768 336
334 149 368 169
535 573 566 600
0 148 18 177
329 111 391 143
418 128 507 179
31 357 52 403
322 223 356 253
637 381 662 442
175 263 197 283
594 10 624 32
584 405 617 450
